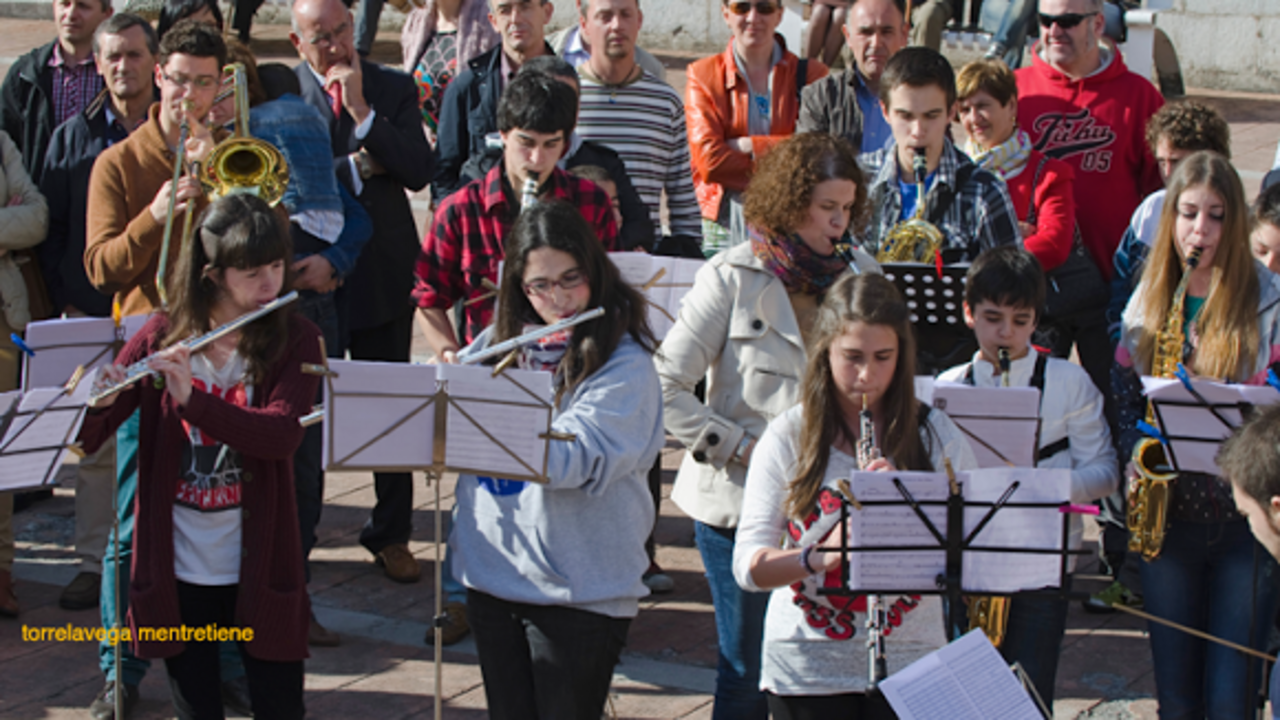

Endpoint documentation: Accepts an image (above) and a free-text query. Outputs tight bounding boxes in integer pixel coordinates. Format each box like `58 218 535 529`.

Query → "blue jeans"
695 521 769 720
999 581 1071 707
1140 519 1279 719
99 411 243 686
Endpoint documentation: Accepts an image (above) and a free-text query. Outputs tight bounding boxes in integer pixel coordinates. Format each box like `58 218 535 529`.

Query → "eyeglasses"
161 71 217 91
726 1 779 16
1038 11 1097 29
524 268 587 297
306 22 350 47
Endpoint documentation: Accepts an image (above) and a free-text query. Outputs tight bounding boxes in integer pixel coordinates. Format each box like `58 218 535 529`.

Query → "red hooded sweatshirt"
1016 44 1164 279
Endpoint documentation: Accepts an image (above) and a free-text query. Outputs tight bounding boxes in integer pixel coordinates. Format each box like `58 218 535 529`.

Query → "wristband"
800 544 818 575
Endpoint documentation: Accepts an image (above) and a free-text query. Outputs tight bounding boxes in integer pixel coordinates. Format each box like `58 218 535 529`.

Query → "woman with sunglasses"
686 0 828 257
449 200 663 720
1014 0 1164 292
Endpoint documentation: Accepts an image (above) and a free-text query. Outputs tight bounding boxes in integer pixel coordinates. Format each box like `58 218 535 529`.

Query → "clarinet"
858 393 889 688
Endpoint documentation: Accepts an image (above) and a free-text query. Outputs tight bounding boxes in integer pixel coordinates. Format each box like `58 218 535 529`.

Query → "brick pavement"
1 16 1278 719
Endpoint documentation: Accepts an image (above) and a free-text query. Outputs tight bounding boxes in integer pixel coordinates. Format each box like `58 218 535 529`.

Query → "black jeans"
467 589 630 720
350 311 415 554
165 582 304 720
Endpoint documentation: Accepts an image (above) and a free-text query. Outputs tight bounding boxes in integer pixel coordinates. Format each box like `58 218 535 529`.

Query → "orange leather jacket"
685 36 827 221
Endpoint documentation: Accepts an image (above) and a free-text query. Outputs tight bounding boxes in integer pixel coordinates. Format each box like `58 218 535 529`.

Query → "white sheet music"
0 374 95 492
962 468 1071 592
438 363 554 482
322 360 438 470
932 383 1041 468
847 471 950 591
881 629 1043 720
1142 376 1280 474
609 253 703 339
22 317 118 390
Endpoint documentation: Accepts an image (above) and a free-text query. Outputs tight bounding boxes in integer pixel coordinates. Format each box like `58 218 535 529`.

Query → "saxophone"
1128 247 1203 562
876 148 945 264
967 347 1013 647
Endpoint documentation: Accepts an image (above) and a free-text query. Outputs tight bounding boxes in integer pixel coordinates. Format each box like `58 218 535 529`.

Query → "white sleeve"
732 416 796 593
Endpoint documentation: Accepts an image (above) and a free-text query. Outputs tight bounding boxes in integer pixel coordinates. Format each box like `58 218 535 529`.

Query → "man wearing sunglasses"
1014 0 1163 282
796 0 907 153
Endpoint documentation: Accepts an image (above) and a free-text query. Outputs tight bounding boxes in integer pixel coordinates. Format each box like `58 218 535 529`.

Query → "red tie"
326 83 342 118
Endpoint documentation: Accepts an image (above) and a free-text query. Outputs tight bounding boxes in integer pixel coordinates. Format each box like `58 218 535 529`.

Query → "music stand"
881 263 975 374
0 371 94 492
1141 374 1279 475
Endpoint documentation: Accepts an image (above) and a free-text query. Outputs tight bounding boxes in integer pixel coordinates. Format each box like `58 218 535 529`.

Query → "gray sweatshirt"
451 330 665 618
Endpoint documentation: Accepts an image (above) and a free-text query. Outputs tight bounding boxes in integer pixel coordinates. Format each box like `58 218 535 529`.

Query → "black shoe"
221 675 254 717
89 680 139 720
59 571 101 610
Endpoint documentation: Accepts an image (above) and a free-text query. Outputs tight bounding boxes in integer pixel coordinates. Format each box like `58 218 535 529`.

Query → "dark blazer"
564 139 654 252
0 40 56 184
294 60 433 333
38 90 125 317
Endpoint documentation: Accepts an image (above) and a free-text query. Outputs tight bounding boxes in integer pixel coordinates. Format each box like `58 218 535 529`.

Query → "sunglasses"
1038 11 1097 29
726 1 779 15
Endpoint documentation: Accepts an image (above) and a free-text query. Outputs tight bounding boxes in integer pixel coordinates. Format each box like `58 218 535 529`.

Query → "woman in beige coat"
654 133 875 719
0 127 51 616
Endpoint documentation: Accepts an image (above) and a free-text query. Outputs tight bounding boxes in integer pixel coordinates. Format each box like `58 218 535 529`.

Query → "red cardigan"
1003 149 1076 272
80 311 322 662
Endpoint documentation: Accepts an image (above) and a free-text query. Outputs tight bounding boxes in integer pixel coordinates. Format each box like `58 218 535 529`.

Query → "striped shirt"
576 69 703 244
48 43 103 128
858 139 1021 261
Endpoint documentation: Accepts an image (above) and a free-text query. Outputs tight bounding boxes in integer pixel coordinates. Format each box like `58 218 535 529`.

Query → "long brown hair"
785 274 934 520
493 201 655 402
1134 151 1258 381
163 194 294 385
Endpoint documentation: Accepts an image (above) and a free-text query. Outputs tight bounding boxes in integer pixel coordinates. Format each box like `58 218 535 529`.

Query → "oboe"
858 393 889 688
89 291 299 405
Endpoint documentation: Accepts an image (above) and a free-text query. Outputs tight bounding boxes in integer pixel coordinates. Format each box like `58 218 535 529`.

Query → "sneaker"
642 562 675 594
59 570 101 610
221 675 254 717
424 601 470 646
375 544 421 584
89 680 139 720
1082 580 1143 614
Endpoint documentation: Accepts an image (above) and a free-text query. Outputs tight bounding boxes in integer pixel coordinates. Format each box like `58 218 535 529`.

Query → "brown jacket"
684 37 826 220
84 104 223 317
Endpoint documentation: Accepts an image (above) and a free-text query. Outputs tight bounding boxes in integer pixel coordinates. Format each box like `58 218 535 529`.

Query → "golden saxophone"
876 148 945 264
967 348 1014 647
1128 247 1203 562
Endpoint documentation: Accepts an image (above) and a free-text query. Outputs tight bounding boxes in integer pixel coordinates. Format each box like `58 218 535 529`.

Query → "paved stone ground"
1 17 1278 719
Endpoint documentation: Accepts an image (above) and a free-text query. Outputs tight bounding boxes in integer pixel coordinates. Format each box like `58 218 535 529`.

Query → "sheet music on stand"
880 629 1045 720
837 468 1073 594
609 252 703 339
320 359 560 482
21 314 151 390
0 372 97 492
881 263 968 330
1142 375 1280 474
932 384 1042 468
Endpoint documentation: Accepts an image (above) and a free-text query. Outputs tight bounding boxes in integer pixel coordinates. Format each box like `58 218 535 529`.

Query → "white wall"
1154 0 1280 94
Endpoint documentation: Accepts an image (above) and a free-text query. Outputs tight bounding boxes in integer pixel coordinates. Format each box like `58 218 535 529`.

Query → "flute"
462 307 605 367
89 291 299 406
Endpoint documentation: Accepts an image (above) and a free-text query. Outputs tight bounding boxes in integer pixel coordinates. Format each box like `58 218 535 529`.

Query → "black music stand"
882 263 975 375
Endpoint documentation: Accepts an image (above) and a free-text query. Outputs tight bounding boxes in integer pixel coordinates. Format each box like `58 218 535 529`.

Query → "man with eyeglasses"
290 0 434 587
434 0 557 200
1014 0 1163 282
796 0 906 153
0 0 113 185
81 20 226 719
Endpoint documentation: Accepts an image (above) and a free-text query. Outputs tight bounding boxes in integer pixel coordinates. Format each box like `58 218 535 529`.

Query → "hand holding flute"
90 344 194 409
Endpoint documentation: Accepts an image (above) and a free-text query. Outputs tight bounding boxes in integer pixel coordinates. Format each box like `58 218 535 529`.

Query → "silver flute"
462 307 605 367
89 291 299 405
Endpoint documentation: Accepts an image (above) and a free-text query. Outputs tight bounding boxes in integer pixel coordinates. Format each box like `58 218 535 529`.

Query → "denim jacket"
250 95 371 278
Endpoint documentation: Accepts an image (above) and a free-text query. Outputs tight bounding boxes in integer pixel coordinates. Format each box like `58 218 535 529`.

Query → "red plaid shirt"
48 43 103 128
413 164 618 343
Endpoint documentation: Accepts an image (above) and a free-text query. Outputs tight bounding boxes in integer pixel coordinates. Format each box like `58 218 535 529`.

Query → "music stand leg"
429 469 443 720
111 445 123 720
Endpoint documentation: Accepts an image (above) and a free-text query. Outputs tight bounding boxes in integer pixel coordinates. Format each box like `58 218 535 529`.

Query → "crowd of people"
2 0 1280 717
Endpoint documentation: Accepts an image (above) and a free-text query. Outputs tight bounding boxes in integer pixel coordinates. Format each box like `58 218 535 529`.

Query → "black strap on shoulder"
795 59 808 110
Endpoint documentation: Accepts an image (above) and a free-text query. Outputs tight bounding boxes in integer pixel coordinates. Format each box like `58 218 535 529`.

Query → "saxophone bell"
876 147 945 264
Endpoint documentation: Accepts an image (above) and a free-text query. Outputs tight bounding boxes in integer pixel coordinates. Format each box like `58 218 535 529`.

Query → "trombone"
154 63 290 309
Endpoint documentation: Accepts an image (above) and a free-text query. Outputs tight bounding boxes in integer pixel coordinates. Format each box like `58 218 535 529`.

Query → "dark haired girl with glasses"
449 200 663 719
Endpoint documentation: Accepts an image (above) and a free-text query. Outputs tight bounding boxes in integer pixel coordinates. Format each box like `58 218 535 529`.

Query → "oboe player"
81 194 321 719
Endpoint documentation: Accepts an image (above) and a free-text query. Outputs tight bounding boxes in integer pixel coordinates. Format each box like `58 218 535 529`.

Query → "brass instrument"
89 291 299 406
156 101 197 310
1128 247 1203 561
201 63 289 206
967 348 1014 647
876 148 945 264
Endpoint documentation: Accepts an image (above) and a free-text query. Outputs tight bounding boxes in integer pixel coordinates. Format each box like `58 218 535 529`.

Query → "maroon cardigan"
80 311 322 662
